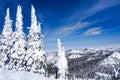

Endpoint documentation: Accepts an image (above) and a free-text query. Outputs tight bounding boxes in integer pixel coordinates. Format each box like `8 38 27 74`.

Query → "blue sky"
0 0 120 51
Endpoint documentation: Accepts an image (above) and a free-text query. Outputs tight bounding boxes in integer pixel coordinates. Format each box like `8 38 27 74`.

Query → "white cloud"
58 22 89 34
65 0 120 23
55 0 119 36
87 0 120 16
83 27 102 36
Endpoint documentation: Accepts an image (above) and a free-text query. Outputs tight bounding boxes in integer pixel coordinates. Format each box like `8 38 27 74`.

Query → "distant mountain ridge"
46 47 120 79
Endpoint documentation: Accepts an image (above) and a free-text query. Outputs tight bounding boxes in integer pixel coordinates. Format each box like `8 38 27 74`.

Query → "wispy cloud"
83 27 102 36
86 0 120 17
57 22 89 35
56 0 120 36
65 0 120 23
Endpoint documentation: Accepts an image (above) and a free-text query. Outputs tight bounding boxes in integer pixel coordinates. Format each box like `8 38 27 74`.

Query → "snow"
56 38 68 78
26 5 46 73
0 69 97 80
0 7 13 68
0 5 46 73
100 51 120 65
2 8 13 36
1 4 120 80
16 5 23 31
0 69 64 80
95 72 111 77
7 5 27 70
69 54 81 59
46 52 58 65
30 5 40 33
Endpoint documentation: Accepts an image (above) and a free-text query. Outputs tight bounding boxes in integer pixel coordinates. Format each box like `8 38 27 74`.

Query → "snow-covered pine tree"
56 38 68 78
8 5 27 70
25 5 46 73
0 8 13 69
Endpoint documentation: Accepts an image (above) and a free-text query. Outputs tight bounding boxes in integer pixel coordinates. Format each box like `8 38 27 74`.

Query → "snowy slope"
100 51 120 65
69 54 81 59
0 69 97 80
0 69 64 80
0 69 94 80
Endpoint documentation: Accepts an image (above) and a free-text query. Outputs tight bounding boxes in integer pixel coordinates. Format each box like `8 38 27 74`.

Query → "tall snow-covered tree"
0 8 13 69
56 38 68 78
25 5 46 73
8 5 27 70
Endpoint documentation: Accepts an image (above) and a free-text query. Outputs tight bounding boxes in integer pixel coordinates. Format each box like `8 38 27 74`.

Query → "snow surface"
69 54 81 59
100 51 120 65
0 69 65 80
95 72 111 78
0 69 97 80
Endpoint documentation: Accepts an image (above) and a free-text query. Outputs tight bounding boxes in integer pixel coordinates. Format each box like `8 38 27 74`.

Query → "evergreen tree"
25 5 46 73
56 38 68 78
9 5 27 70
0 8 13 69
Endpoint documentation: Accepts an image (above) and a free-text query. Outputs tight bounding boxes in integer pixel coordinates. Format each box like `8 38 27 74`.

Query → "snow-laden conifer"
25 5 46 73
9 5 27 70
56 38 68 78
0 8 13 69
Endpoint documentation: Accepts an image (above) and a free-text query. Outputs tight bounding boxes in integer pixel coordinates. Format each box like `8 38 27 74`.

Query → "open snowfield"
0 69 96 80
0 69 64 80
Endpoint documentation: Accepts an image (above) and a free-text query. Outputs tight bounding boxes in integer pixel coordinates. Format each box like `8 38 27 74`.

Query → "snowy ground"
0 69 64 80
0 69 96 80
